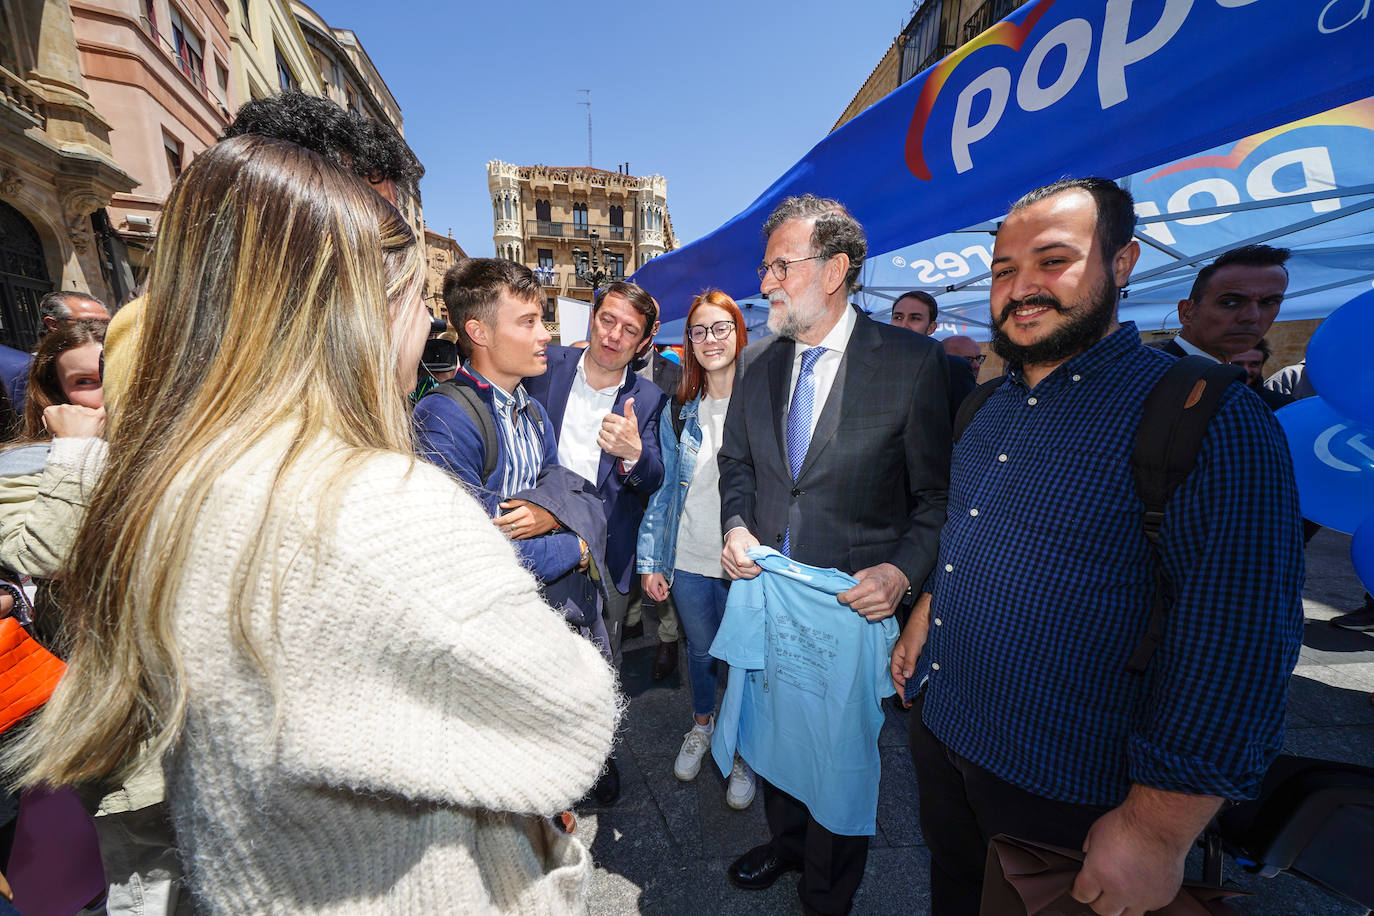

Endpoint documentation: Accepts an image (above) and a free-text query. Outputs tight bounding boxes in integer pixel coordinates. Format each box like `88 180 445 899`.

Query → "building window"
276 49 298 92
169 6 205 87
163 132 184 179
535 199 551 222
538 249 554 270
239 0 250 35
609 205 624 239
901 0 954 83
572 202 588 235
345 86 358 115
215 59 229 100
607 251 625 278
143 0 158 38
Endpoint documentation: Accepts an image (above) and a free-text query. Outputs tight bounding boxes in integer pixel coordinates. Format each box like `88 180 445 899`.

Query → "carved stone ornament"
58 185 108 254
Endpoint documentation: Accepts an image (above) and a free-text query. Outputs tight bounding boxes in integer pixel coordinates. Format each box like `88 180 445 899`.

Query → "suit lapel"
767 338 794 471
547 350 575 433
797 314 881 481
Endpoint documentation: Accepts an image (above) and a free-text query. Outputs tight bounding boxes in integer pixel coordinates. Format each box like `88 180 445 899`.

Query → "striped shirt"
465 365 544 502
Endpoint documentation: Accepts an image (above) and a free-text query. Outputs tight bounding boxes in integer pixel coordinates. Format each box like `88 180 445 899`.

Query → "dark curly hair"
223 91 424 202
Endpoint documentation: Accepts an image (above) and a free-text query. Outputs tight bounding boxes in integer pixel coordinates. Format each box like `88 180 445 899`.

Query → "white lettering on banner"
1098 0 1194 109
1319 0 1369 34
1215 0 1261 6
1248 147 1340 213
1135 201 1177 245
935 252 970 279
1168 178 1241 226
962 245 994 270
1017 18 1093 112
1136 146 1342 242
908 244 995 286
952 68 1011 173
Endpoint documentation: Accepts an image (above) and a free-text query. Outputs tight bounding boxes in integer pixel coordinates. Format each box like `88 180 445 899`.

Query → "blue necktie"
782 346 825 556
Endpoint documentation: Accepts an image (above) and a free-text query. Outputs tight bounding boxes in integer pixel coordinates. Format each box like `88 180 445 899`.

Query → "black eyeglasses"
687 320 736 344
756 255 827 282
966 354 987 367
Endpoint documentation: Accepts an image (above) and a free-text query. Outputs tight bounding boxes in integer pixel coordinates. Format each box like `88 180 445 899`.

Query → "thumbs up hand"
598 396 642 464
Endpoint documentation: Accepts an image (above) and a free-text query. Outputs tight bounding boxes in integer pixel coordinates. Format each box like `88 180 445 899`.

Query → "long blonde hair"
9 135 424 788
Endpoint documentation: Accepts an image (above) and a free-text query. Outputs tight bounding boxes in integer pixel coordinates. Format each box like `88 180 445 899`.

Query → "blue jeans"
669 570 730 718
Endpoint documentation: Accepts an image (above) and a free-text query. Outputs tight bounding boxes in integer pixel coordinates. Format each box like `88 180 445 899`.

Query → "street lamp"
575 230 614 301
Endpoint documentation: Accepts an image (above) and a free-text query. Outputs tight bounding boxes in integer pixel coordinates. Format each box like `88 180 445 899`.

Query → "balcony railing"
526 220 630 240
963 0 1023 42
0 64 45 129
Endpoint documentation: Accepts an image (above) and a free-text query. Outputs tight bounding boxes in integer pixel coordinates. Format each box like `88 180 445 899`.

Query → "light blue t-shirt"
709 546 898 836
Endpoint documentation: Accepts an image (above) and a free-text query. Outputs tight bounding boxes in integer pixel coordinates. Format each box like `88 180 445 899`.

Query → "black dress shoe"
727 843 801 890
591 756 620 806
651 640 679 681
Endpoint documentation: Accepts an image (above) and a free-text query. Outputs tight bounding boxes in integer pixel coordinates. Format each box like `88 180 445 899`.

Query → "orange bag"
0 616 65 734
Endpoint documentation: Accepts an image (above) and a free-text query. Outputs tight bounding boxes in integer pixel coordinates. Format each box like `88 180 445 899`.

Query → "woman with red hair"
636 290 753 808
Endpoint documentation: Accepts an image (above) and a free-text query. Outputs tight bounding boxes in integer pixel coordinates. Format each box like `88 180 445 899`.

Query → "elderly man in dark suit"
718 194 951 914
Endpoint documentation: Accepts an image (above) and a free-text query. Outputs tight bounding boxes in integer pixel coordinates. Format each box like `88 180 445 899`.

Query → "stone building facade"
422 228 466 326
486 159 675 336
0 0 137 348
74 0 234 291
833 0 1021 132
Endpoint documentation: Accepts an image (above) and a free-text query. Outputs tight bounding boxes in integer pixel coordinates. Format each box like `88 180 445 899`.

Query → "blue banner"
632 0 1374 323
860 100 1374 337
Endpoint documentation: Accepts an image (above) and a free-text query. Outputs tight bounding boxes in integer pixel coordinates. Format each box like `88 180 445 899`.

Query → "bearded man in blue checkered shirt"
890 178 1304 916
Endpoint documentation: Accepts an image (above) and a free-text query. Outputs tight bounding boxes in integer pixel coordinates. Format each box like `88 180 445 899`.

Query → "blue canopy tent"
630 0 1374 328
858 101 1374 338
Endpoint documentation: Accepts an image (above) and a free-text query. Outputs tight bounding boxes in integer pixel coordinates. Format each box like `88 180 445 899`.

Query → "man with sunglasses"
718 195 950 914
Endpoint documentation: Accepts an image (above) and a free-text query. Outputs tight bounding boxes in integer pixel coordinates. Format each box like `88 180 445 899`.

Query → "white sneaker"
726 754 756 809
674 717 714 782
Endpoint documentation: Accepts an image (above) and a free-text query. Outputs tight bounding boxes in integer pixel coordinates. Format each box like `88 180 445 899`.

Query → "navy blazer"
0 344 30 414
719 309 950 585
523 345 669 594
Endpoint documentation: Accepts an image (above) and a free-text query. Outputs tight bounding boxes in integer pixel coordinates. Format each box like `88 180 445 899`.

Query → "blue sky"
313 0 910 254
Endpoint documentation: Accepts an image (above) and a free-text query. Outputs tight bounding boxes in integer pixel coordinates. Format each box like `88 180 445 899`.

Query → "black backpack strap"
425 379 499 483
952 378 1002 444
1127 356 1245 673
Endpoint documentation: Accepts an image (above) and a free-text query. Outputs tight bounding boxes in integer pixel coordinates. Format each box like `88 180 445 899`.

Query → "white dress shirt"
786 303 858 441
1172 334 1219 362
558 351 627 486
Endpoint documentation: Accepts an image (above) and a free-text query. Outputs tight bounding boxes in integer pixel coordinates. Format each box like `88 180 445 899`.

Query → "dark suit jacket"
1154 337 1290 410
648 349 682 401
719 309 951 584
524 345 670 594
944 352 978 417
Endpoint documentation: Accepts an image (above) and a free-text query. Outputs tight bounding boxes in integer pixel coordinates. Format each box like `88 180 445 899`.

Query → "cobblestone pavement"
578 528 1374 916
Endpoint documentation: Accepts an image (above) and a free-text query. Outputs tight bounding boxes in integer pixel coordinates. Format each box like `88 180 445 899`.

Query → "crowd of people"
0 91 1330 916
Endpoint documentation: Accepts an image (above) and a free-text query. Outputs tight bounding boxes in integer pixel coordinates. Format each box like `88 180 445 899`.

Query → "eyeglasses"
965 354 987 367
756 255 827 282
687 320 736 344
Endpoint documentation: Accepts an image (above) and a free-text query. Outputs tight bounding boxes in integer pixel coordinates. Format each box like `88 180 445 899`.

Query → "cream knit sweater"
64 430 621 914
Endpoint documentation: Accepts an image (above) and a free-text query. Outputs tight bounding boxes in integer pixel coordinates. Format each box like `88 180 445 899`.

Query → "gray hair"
763 194 866 294
38 290 105 324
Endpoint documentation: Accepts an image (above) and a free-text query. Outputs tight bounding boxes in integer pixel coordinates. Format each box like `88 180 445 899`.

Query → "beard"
990 276 1119 367
767 291 827 339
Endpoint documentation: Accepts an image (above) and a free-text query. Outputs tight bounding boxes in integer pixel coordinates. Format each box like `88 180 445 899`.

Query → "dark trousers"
762 777 869 915
907 691 1112 916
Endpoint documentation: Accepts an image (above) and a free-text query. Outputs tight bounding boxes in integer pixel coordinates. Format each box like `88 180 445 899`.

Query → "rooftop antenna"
578 89 592 167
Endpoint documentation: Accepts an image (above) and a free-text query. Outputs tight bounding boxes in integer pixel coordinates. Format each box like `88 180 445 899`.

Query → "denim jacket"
635 396 702 584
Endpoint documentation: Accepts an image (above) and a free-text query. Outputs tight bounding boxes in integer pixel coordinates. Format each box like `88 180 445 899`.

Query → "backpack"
424 378 544 484
951 355 1245 673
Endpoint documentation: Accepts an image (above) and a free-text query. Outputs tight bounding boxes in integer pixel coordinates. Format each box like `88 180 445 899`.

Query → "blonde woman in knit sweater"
5 135 620 915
